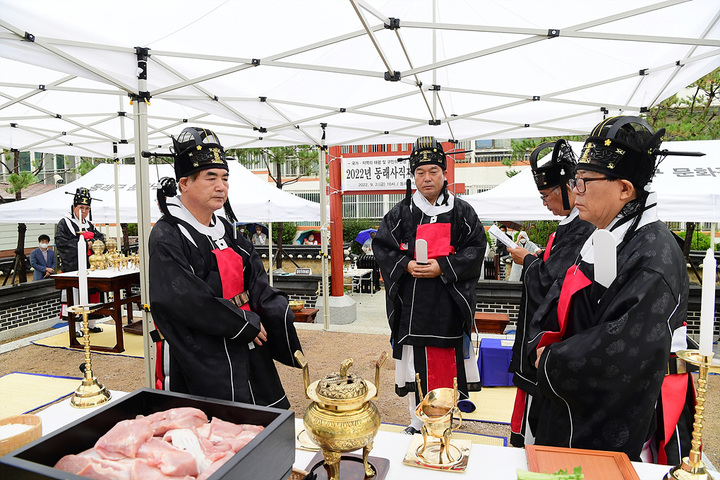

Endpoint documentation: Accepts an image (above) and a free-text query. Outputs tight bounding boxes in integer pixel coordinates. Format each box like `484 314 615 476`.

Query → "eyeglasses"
539 187 559 203
569 176 608 194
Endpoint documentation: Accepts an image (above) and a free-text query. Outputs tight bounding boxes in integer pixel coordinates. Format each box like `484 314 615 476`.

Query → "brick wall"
475 280 720 338
0 280 60 339
0 297 60 333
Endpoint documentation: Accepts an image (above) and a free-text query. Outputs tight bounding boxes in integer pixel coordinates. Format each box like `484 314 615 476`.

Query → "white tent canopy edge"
463 140 720 223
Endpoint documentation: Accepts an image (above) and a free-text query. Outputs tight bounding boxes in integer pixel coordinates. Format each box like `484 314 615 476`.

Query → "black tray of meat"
0 388 295 480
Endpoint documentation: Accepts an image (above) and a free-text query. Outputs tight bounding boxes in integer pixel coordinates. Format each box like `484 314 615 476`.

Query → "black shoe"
88 326 103 334
403 426 421 435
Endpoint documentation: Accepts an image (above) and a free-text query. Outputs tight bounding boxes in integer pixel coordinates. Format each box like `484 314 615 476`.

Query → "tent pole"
113 143 122 250
268 222 273 287
319 135 330 331
132 48 154 389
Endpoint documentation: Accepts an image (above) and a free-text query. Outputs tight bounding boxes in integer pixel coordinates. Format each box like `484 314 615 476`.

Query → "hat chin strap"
440 180 449 206
560 183 571 211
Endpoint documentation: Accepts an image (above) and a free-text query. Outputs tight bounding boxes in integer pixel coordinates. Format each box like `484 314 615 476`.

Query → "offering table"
52 269 141 353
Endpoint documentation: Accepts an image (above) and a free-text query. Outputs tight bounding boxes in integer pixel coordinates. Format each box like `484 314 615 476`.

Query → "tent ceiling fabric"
0 0 718 157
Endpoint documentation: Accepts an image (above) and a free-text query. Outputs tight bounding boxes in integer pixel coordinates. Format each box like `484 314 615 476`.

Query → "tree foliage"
677 230 720 251
230 146 318 187
5 171 37 195
648 67 720 140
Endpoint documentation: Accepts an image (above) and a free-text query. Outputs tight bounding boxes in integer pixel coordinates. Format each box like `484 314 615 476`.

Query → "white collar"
559 206 580 225
411 190 454 216
64 213 89 230
579 191 659 263
166 196 226 241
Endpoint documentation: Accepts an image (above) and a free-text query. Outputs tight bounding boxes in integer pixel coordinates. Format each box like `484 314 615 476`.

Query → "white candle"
77 235 89 306
699 248 717 356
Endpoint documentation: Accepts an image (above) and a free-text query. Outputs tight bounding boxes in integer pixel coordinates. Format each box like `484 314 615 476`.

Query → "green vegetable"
516 466 583 480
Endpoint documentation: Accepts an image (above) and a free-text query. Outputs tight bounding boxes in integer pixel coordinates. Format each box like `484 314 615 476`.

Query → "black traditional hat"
409 136 447 172
530 139 577 210
156 126 237 225
577 116 664 189
72 187 92 207
171 127 229 181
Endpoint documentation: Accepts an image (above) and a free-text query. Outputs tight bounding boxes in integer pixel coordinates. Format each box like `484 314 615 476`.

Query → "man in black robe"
373 137 486 434
149 126 302 407
55 187 105 335
525 116 694 462
506 140 595 447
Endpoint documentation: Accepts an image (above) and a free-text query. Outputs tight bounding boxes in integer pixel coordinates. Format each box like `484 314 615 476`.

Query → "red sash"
511 389 527 437
538 264 591 348
543 233 555 262
415 223 455 260
657 372 694 464
426 346 457 391
212 246 250 311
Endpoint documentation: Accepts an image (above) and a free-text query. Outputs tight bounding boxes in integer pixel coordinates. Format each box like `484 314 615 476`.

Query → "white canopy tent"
464 140 720 222
0 1 718 153
0 163 323 224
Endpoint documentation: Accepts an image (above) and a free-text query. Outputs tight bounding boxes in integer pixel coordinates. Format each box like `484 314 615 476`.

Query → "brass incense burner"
401 374 470 472
414 375 462 464
295 351 387 480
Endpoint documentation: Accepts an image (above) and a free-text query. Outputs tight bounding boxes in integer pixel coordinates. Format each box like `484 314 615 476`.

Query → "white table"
33 396 676 480
293 420 674 480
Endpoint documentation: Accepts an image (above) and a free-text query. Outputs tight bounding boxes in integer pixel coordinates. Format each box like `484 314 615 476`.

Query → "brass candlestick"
69 305 111 409
666 350 720 480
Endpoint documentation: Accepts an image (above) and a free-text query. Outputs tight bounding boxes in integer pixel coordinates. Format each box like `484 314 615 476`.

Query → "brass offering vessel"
105 237 117 254
88 240 106 271
295 350 388 480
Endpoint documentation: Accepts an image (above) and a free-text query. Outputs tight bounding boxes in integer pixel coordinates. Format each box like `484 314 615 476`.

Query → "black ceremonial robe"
55 214 104 272
149 198 301 408
526 195 689 460
373 191 486 399
509 209 594 447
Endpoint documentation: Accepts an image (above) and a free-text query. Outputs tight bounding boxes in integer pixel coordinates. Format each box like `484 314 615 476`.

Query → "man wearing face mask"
30 234 56 281
506 231 539 281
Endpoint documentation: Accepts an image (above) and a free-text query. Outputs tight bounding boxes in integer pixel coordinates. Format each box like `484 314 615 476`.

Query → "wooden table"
293 308 319 323
52 269 141 353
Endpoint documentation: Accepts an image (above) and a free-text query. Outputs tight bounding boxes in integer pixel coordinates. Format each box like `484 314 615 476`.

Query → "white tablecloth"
293 419 674 480
34 394 674 480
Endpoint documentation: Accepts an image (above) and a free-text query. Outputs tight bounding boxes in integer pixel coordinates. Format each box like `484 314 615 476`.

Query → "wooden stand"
474 312 509 334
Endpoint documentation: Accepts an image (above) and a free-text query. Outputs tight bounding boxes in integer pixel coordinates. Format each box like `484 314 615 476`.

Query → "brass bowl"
0 414 42 456
289 301 305 312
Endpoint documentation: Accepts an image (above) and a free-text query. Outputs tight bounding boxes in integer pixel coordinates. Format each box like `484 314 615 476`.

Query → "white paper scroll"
489 225 518 250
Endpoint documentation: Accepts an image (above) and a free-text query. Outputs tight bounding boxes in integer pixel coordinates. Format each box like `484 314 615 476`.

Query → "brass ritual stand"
666 350 720 480
69 304 111 409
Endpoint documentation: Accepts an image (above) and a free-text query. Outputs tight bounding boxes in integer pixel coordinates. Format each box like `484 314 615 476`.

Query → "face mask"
39 243 49 249
519 238 527 245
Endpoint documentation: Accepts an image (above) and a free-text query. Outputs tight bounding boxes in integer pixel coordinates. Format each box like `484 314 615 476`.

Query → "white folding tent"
464 140 720 222
1 1 718 153
0 163 322 224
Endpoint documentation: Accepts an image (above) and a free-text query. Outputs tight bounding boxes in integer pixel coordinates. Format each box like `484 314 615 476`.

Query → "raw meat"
53 407 261 480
